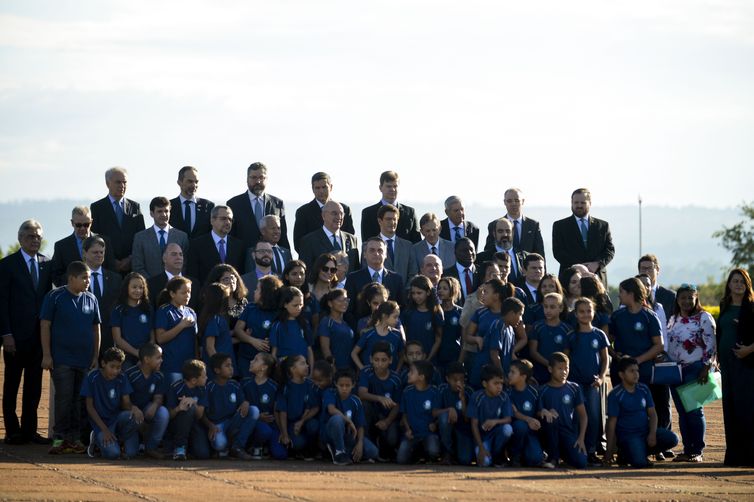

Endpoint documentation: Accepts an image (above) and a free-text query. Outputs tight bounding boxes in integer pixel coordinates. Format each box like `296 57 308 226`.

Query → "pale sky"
1 0 752 208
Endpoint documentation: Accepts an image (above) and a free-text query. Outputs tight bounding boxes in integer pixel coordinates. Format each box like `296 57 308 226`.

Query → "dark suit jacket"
186 233 246 287
443 264 478 304
77 268 121 353
439 218 480 250
655 286 676 321
515 279 538 306
484 216 545 257
227 192 289 251
552 215 615 286
345 268 405 312
476 248 527 285
50 233 116 287
0 251 53 344
131 227 190 280
243 244 293 277
293 199 356 254
298 228 359 273
146 271 200 311
361 202 421 243
169 197 215 238
90 196 145 261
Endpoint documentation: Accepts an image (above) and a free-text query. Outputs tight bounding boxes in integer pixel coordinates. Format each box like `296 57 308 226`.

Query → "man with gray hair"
293 172 355 254
50 206 115 286
440 195 480 249
254 214 292 275
484 188 545 257
187 205 245 287
411 212 455 271
298 200 359 273
147 243 198 310
90 167 145 274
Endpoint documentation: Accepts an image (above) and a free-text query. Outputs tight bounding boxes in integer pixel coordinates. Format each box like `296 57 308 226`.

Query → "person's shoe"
333 451 351 466
249 447 263 460
440 452 453 465
588 453 602 467
327 444 337 463
144 449 165 460
508 458 522 468
217 449 229 459
540 460 556 469
172 446 187 461
48 439 67 454
663 450 676 459
230 447 252 460
688 454 703 463
654 452 666 461
672 453 691 462
4 433 27 445
86 432 97 457
28 433 52 445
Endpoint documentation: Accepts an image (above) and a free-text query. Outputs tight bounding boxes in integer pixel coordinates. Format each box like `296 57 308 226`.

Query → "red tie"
464 268 473 295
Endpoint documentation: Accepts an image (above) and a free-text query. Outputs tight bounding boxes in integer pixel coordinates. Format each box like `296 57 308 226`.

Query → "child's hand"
527 417 541 431
178 396 194 411
592 375 603 388
279 432 291 446
447 408 458 424
251 338 270 352
475 337 484 350
352 441 363 463
574 437 586 455
646 431 657 448
378 396 396 409
293 420 304 435
452 382 464 394
346 419 358 437
144 402 157 421
41 355 53 370
375 419 389 431
477 445 490 467
207 423 219 441
260 412 274 423
428 422 437 433
238 401 250 418
404 428 414 440
131 406 144 425
179 316 196 328
481 419 497 432
101 429 117 446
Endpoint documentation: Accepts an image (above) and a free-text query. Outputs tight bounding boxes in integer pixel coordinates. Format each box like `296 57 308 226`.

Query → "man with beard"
241 241 276 294
478 218 526 285
245 215 292 276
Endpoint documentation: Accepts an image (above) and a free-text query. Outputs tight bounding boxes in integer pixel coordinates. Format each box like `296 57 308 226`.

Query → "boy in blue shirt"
400 340 442 387
436 361 474 465
397 360 441 464
80 347 139 459
468 365 513 467
41 261 101 455
538 352 588 469
241 352 281 460
124 342 168 459
605 357 679 468
204 353 258 460
507 359 548 468
166 359 209 460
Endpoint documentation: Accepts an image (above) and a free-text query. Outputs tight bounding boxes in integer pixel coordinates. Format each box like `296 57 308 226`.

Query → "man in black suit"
245 215 292 276
50 206 115 286
81 235 122 357
638 254 676 320
169 166 215 238
443 237 478 304
146 243 198 310
90 167 146 274
0 220 53 445
293 172 355 254
517 253 546 306
440 195 480 249
186 205 246 287
477 218 526 285
552 188 615 286
298 201 359 273
345 237 405 313
227 162 289 252
484 188 545 257
362 204 418 282
241 240 276 295
360 170 420 243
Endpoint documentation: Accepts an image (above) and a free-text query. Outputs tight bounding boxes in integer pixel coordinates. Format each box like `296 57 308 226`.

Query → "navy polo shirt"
270 319 312 360
438 382 473 434
400 385 440 439
401 309 443 357
276 378 317 422
241 377 278 415
468 389 513 439
201 315 236 371
80 369 133 431
317 316 355 370
529 320 573 384
507 385 539 419
610 307 662 381
124 365 165 410
40 287 101 369
356 328 404 370
607 383 654 437
438 305 463 364
110 304 152 352
165 379 208 410
358 365 403 418
320 388 366 438
237 303 277 361
155 304 198 374
206 379 245 423
538 382 584 435
568 327 610 385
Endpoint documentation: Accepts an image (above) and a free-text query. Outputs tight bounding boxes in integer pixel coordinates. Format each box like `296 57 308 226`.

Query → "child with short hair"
397 360 441 464
567 298 610 466
507 359 547 468
111 272 154 369
155 276 197 385
605 357 679 468
242 352 281 460
318 289 355 370
233 275 282 378
270 286 315 370
166 359 209 461
402 275 444 362
352 300 404 371
80 347 139 459
124 342 168 459
41 261 101 455
538 352 588 469
274 355 321 460
437 276 463 375
436 361 475 465
199 283 237 375
468 365 514 467
528 292 571 386
322 369 379 465
400 340 442 387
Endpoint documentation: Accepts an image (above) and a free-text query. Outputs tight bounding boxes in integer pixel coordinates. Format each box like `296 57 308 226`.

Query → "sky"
0 0 753 208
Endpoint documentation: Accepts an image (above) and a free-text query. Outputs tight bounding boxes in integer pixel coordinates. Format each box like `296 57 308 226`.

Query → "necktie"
386 239 395 265
158 229 167 253
512 219 520 251
579 218 588 246
372 271 381 283
76 238 83 258
113 200 124 226
218 239 226 263
454 226 462 241
532 290 537 303
273 246 283 274
92 271 102 299
463 268 473 296
332 234 341 251
29 258 38 289
431 245 437 256
509 249 518 280
253 197 264 226
184 200 193 233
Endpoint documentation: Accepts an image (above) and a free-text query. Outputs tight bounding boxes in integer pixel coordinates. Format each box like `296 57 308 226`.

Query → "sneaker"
173 446 187 461
587 453 602 467
218 449 229 459
144 449 165 460
663 450 676 459
327 444 337 463
540 461 556 469
673 453 703 463
86 432 97 457
249 447 263 460
230 447 253 460
333 451 351 466
654 452 666 461
48 439 67 454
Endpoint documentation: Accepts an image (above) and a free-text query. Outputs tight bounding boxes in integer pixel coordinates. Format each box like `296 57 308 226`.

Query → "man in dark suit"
146 243 198 310
362 204 418 282
443 237 478 304
298 201 359 273
186 205 245 288
552 188 615 286
293 172 355 254
440 195 480 249
411 212 455 271
517 253 546 306
169 166 215 238
81 235 121 357
484 188 545 257
477 218 526 285
346 237 405 313
131 196 190 279
241 241 276 295
226 162 289 252
360 170 420 243
638 254 676 319
0 220 53 444
50 206 115 286
245 215 292 276
90 167 146 274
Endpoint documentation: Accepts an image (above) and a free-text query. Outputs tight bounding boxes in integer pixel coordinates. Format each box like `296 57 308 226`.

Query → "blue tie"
332 234 341 251
372 271 380 283
218 239 226 262
113 200 124 226
29 258 38 289
386 239 395 265
184 200 192 233
158 229 167 253
579 218 588 246
92 271 102 299
254 197 264 226
453 226 462 241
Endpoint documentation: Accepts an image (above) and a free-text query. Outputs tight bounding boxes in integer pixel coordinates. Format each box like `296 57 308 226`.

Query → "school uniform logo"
496 407 502 417
451 316 458 326
385 392 392 399
139 314 148 324
641 398 647 408
456 400 463 410
263 320 272 330
554 334 563 344
109 388 117 400
425 322 432 331
261 393 270 404
82 304 93 315
230 392 237 403
149 383 156 394
634 322 644 332
345 410 353 419
562 393 572 405
347 328 354 339
591 338 599 349
423 400 432 410
523 401 533 412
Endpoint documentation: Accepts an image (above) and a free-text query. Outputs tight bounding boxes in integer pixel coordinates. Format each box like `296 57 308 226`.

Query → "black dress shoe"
27 433 52 445
4 433 27 445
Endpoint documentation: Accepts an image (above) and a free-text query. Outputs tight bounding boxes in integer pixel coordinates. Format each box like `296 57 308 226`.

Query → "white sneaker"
87 431 97 458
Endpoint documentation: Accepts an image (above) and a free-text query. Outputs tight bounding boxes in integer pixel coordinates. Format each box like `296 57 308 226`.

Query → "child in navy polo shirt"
233 275 282 379
111 272 153 369
318 289 355 370
124 342 168 459
199 284 237 375
436 361 475 465
155 277 197 385
166 359 209 461
80 347 139 459
605 357 678 468
468 365 513 467
397 360 441 464
322 369 379 465
402 275 444 362
437 277 463 375
274 355 321 460
352 300 404 371
400 341 442 387
528 293 571 386
204 353 258 459
507 360 548 468
357 341 403 460
242 352 281 460
41 261 101 455
270 286 314 369
538 352 588 469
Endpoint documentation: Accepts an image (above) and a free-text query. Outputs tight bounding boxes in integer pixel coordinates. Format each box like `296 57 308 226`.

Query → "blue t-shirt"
568 327 609 385
124 365 164 410
567 310 610 331
201 315 237 372
320 388 366 439
507 385 539 419
357 316 403 336
401 309 443 358
80 369 133 431
438 305 463 364
237 303 277 360
357 365 403 418
269 319 312 360
155 304 198 374
241 377 278 415
40 287 101 369
206 379 245 423
468 389 513 439
468 308 502 388
110 304 152 352
607 383 654 437
400 385 440 439
317 315 355 370
356 327 404 370
276 378 317 422
537 382 584 435
165 379 208 410
529 321 572 384
438 382 473 434
610 307 662 381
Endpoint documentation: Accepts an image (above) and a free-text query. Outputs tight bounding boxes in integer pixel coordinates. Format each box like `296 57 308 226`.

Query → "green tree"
713 201 754 274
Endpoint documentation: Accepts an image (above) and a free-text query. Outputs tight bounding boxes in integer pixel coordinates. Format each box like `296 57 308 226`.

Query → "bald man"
297 200 359 273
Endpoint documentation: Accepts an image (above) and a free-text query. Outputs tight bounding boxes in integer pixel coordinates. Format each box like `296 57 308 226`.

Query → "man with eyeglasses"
187 205 245 288
484 188 545 258
50 206 115 286
241 241 276 294
298 200 359 274
244 215 292 276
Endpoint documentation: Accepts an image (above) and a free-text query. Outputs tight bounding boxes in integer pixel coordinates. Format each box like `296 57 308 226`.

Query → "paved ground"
1 361 752 501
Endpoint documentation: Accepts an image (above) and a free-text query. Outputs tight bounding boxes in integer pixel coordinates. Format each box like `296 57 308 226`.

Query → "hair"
411 360 434 383
419 212 440 228
254 352 277 378
308 253 339 286
356 282 390 319
71 206 91 218
542 292 567 318
377 204 399 220
204 264 248 302
619 277 647 304
510 359 534 379
178 165 197 181
282 260 309 295
277 354 305 386
548 351 569 367
379 170 399 185
407 275 441 314
453 236 474 252
101 346 126 365
311 172 331 184
616 356 639 374
182 359 206 380
258 214 280 231
445 361 466 378
104 166 128 182
501 297 525 316
156 276 192 307
198 283 229 338
66 260 89 279
256 275 283 311
504 187 523 200
444 195 462 209
333 250 349 269
476 261 500 284
138 342 161 361
536 274 564 304
312 359 334 379
210 352 232 372
438 276 461 304
365 236 386 249
405 339 424 353
277 286 306 329
334 368 356 385
247 161 267 175
116 272 151 314
368 299 399 328
480 364 504 382
638 254 659 270
560 266 581 298
210 205 232 219
371 340 392 359
149 196 170 212
484 278 516 308
82 235 106 252
319 288 347 316
522 253 545 269
579 275 612 314
492 251 510 265
571 188 591 202
721 268 754 312
672 284 703 317
573 297 595 315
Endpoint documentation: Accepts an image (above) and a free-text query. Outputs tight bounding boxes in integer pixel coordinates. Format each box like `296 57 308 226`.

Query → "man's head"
254 241 274 269
444 196 465 226
70 206 93 240
177 166 199 199
637 254 660 287
162 243 184 275
310 172 332 204
377 204 399 238
494 218 513 249
504 188 524 219
18 220 43 256
82 235 106 269
378 171 399 204
364 237 386 270
419 213 441 245
333 251 349 282
246 162 267 196
259 215 282 245
321 200 344 233
210 205 233 237
571 188 591 218
149 196 171 228
454 237 476 268
421 254 443 285
105 167 128 200
522 253 545 286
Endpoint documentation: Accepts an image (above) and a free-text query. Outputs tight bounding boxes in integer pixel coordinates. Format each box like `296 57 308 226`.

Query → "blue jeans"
255 422 292 460
437 411 474 465
324 415 379 460
397 433 441 464
579 383 603 455
270 418 319 459
95 410 139 459
51 365 86 442
170 408 211 459
510 419 544 466
671 361 707 456
618 428 678 468
210 407 259 451
474 423 513 467
140 405 169 451
541 421 587 468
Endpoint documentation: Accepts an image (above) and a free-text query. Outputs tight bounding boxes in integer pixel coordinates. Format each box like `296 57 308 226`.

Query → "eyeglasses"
255 249 273 255
74 222 92 228
322 266 338 273
679 283 698 292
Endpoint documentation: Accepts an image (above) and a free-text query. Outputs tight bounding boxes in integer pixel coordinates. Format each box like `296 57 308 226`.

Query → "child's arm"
511 404 541 430
352 426 365 462
233 320 270 352
199 410 219 441
528 339 549 367
512 323 527 356
358 387 396 409
471 417 489 465
144 393 164 420
463 322 483 350
432 406 457 424
278 411 290 445
594 347 609 387
400 413 413 440
574 403 587 454
40 320 53 370
294 406 320 435
646 406 658 449
271 347 278 360
351 345 364 370
85 397 116 446
320 336 333 362
489 348 502 372
90 325 101 370
380 405 401 429
205 336 217 358
168 395 194 419
428 325 442 362
635 336 663 365
306 347 315 374
155 316 195 344
604 416 617 464
122 394 143 424
112 327 139 359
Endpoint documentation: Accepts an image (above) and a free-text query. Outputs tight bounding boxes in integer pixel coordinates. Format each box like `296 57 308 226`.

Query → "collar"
456 262 475 274
211 231 227 245
506 215 522 224
425 239 439 251
381 199 398 207
367 266 384 278
380 233 395 242
20 249 36 263
322 226 339 239
525 282 538 294
315 199 326 209
573 214 590 223
153 224 171 236
247 190 265 203
165 270 181 280
179 194 196 204
89 266 103 274
108 195 123 206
